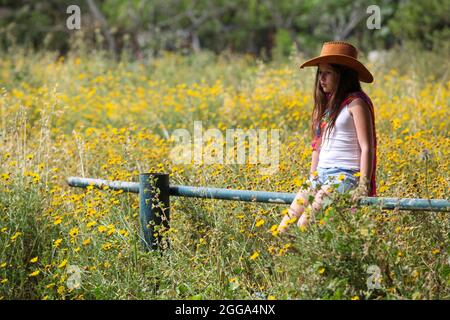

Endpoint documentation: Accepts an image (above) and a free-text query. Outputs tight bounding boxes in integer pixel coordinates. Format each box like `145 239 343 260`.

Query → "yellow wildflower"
255 219 265 227
10 232 22 241
0 173 10 182
69 227 79 238
86 221 97 229
53 238 62 248
107 226 115 236
29 270 40 277
58 259 68 269
431 248 440 255
97 225 108 233
57 286 65 295
249 251 260 260
102 242 112 251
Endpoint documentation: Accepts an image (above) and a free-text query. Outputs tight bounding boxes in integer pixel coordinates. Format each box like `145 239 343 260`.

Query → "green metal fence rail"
67 173 450 251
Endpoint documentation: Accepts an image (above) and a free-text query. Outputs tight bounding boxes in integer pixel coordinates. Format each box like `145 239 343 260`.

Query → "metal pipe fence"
67 173 450 251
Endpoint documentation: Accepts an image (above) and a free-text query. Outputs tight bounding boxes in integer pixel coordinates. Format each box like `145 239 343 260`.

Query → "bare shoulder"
347 97 369 117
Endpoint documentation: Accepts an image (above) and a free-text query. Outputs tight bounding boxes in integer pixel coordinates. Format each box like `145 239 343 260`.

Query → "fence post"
139 173 170 251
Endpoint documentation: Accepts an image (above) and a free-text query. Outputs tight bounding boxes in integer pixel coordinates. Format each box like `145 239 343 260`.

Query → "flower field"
0 49 449 300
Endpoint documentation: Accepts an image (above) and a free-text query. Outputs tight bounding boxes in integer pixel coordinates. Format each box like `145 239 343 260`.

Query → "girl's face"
318 63 338 93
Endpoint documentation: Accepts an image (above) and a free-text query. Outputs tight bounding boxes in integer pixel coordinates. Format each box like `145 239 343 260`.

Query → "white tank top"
317 104 361 169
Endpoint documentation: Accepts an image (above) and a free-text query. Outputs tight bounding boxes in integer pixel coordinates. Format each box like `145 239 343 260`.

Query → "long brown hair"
311 64 362 142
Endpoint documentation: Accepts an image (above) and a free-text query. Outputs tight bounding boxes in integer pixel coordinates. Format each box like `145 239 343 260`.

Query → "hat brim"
299 54 373 83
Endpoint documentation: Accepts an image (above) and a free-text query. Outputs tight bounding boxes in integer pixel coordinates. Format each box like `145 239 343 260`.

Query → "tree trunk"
86 0 117 60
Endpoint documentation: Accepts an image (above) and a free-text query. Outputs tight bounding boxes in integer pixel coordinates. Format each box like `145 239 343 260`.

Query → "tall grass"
0 47 448 299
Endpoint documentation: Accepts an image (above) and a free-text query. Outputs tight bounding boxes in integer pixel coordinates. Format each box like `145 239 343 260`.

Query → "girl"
278 41 377 233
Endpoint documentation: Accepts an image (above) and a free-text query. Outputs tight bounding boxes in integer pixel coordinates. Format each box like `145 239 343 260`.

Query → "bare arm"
310 149 320 174
348 98 374 189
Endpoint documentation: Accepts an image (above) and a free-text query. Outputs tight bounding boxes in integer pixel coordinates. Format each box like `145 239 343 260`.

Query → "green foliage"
389 0 450 51
0 176 50 298
273 29 293 59
0 1 448 57
284 192 449 299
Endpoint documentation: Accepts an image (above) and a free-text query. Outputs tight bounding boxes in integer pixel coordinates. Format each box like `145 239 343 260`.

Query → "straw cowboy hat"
299 41 374 83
